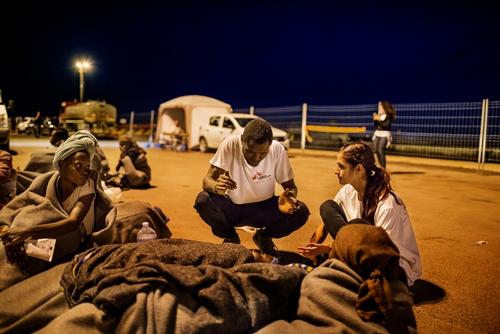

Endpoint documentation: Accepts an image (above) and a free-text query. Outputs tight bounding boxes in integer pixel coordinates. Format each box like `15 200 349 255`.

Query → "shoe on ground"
252 232 279 257
222 235 241 244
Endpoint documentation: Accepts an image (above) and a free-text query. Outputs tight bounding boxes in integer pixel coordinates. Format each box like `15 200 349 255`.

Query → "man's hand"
0 227 29 266
297 242 332 261
278 188 299 214
213 171 237 195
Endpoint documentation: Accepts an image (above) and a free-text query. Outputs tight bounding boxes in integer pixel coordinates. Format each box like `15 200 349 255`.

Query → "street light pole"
75 59 91 102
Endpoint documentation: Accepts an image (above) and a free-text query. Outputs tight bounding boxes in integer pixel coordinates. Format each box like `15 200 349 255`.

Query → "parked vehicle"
198 113 290 152
60 100 117 138
156 95 232 150
16 117 55 136
17 117 35 134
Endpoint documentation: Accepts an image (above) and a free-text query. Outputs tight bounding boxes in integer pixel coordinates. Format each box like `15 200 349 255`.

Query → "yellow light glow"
75 59 92 71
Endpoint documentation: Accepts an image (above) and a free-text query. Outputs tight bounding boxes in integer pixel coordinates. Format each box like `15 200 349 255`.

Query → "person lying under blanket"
0 225 415 334
260 223 417 334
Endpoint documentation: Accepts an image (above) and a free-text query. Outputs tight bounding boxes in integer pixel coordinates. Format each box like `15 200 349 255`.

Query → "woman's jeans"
373 136 388 168
319 200 370 239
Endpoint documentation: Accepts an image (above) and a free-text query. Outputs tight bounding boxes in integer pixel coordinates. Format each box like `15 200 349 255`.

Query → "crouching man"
194 119 309 258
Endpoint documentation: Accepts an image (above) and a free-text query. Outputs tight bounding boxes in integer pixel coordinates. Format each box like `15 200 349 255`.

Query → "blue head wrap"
53 130 98 171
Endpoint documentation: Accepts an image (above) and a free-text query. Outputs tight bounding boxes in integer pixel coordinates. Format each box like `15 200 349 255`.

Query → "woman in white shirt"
299 141 422 286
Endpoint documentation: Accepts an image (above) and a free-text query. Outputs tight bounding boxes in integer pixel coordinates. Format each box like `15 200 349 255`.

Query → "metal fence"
237 100 500 167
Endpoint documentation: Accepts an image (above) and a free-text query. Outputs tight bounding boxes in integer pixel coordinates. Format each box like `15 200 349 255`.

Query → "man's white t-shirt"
334 184 422 285
210 135 294 204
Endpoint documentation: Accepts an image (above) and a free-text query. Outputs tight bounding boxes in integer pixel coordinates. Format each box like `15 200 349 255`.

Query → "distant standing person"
194 118 309 258
372 101 396 169
33 111 43 138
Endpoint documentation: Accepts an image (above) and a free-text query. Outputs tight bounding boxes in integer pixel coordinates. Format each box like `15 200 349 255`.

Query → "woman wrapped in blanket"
298 141 422 286
0 130 114 290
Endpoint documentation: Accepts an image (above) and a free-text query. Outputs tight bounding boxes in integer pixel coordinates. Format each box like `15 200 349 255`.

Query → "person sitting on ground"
298 141 421 286
194 118 310 259
106 136 151 189
49 127 69 147
0 130 115 290
0 150 16 209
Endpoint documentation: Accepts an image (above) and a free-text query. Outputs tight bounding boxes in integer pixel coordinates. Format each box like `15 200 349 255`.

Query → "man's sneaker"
252 232 279 257
222 235 241 244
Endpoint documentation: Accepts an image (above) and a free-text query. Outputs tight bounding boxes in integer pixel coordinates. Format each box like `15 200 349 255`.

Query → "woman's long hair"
381 101 396 121
340 141 400 223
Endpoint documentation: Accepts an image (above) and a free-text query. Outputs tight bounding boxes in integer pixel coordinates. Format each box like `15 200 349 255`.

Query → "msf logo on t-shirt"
251 171 272 183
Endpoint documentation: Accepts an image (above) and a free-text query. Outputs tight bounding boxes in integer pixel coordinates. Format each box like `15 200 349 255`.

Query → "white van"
198 113 290 152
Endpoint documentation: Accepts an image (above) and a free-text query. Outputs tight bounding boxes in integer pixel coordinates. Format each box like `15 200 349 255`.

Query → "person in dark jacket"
106 136 151 188
372 101 396 169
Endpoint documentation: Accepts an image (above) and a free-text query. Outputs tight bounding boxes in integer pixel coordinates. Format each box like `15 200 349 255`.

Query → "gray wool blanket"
257 258 416 334
61 238 306 334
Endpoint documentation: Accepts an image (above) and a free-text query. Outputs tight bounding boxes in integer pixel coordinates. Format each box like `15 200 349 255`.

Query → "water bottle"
137 222 157 243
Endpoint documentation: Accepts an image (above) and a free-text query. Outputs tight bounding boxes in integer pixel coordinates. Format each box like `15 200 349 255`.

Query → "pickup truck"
198 113 290 152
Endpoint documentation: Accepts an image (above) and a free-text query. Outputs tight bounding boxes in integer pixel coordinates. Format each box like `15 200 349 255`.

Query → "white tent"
156 95 232 149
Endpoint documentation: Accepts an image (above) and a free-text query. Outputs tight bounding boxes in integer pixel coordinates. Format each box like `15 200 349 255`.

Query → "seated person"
49 127 70 147
0 150 16 209
298 141 422 286
194 119 309 258
160 119 187 151
0 130 115 290
106 136 151 189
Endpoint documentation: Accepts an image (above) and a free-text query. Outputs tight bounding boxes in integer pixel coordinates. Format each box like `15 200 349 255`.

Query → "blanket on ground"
23 152 56 174
0 202 171 333
61 238 306 333
330 224 412 329
257 258 416 334
91 200 172 245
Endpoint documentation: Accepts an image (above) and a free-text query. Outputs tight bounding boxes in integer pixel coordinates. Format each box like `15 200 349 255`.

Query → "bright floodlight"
75 58 92 101
76 60 91 70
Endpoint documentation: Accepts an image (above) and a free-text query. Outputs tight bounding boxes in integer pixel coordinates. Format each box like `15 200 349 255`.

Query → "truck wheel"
199 137 208 153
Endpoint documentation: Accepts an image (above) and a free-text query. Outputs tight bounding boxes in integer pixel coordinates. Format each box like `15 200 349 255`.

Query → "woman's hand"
278 188 299 214
0 227 30 266
297 242 332 260
213 171 237 195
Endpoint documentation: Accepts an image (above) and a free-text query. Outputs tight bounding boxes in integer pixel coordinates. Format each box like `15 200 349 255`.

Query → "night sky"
1 1 499 118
